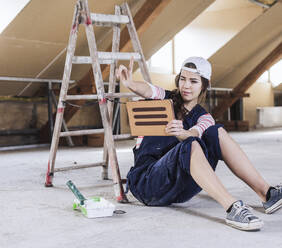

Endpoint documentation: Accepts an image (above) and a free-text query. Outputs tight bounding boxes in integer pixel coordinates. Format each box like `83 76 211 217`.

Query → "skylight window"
257 71 269 83
0 0 31 34
150 41 173 74
253 60 281 87
270 59 282 87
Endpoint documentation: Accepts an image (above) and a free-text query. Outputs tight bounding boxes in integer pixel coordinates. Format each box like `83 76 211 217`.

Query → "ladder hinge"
99 98 107 105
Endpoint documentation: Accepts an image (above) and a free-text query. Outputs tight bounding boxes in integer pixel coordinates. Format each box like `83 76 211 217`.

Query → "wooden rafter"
213 42 282 119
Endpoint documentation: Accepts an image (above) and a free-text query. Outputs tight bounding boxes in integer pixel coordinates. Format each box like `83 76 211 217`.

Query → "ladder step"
59 129 131 139
65 92 137 100
103 82 118 86
90 13 129 26
72 52 141 64
54 162 106 172
60 129 104 137
113 133 132 140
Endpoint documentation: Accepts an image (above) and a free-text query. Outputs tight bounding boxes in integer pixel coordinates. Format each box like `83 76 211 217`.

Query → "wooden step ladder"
44 0 151 203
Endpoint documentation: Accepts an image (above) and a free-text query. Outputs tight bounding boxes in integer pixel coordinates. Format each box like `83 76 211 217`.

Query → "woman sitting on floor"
116 56 282 231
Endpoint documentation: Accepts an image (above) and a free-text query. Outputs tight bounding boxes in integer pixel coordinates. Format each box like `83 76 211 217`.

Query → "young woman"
116 56 282 231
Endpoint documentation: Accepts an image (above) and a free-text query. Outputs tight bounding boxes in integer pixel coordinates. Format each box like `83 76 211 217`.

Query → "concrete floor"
1 128 282 248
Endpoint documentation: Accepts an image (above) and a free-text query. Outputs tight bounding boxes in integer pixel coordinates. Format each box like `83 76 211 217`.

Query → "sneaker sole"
265 198 282 214
225 219 263 231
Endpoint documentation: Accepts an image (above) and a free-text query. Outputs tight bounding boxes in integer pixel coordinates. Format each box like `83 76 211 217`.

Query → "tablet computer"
126 99 175 136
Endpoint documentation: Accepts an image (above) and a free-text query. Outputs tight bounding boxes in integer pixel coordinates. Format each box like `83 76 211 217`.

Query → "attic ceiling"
0 0 281 97
0 0 144 96
0 0 217 97
210 1 282 88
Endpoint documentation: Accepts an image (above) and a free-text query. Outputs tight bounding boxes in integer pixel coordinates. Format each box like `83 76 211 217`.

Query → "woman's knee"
191 140 202 153
218 127 228 140
202 125 222 143
202 125 224 161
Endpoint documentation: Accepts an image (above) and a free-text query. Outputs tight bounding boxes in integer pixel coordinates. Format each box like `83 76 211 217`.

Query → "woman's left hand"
165 120 188 140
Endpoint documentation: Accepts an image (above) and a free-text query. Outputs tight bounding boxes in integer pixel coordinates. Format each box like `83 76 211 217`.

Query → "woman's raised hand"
116 56 134 88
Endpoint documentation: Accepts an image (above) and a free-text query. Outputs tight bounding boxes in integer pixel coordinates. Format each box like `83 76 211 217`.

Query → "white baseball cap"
181 56 212 81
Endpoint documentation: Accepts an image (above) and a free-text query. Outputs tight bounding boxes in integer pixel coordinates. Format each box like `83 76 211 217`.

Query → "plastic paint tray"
73 196 116 218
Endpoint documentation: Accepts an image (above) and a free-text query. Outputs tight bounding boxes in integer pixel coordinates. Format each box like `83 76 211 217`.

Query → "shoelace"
234 203 254 221
274 184 282 194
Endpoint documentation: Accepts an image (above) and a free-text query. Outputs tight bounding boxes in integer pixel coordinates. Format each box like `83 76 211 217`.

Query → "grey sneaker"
226 200 263 231
263 185 282 214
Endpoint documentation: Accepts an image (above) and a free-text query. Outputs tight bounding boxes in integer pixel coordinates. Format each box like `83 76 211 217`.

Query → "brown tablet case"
126 99 175 136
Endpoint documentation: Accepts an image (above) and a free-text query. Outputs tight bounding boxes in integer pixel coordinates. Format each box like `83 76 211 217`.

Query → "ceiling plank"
213 42 282 119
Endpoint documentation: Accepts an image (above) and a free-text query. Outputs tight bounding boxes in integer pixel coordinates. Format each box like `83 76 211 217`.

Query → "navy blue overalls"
127 90 224 206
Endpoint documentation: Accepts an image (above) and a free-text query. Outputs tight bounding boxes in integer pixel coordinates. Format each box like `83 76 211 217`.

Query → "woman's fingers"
165 129 181 136
166 120 183 129
116 64 132 88
129 56 134 76
166 128 181 133
121 69 128 80
170 123 183 128
117 65 129 81
165 119 184 136
116 65 122 79
165 125 183 133
168 119 183 125
115 68 120 79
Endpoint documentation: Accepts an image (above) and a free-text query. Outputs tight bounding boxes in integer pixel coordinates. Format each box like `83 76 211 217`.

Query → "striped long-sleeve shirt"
135 83 215 149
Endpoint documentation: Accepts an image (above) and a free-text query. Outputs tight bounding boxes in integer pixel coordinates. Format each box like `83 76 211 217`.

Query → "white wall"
257 107 282 127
